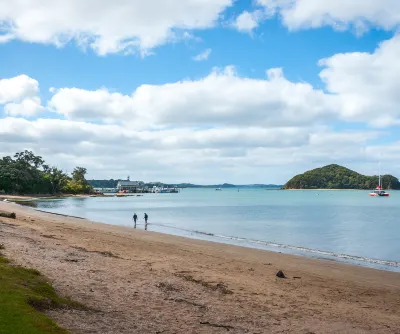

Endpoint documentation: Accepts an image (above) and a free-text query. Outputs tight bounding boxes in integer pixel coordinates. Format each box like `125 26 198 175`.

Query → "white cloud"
0 117 310 150
48 87 140 124
233 10 265 32
0 117 386 183
193 48 212 61
0 75 44 117
49 66 337 128
0 0 232 55
0 34 13 43
0 75 39 103
365 141 400 163
256 0 400 32
4 97 44 117
319 35 400 127
3 35 400 182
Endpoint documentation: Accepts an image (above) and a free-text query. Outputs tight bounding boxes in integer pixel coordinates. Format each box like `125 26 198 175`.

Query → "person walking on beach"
132 213 138 228
144 213 148 230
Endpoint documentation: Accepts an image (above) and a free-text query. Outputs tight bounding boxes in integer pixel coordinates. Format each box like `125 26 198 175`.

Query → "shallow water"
31 189 400 272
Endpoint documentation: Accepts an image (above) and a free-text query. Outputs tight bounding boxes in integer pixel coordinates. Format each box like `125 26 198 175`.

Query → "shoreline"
0 194 91 202
16 201 400 272
285 188 373 191
0 193 145 202
0 201 399 333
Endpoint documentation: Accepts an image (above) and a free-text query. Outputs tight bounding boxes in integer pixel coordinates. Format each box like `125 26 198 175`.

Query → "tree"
14 150 45 169
63 167 92 194
0 151 49 194
45 167 70 194
0 151 92 195
72 167 87 183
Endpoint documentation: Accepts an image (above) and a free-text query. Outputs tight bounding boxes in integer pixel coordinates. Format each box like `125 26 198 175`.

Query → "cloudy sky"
1 0 400 184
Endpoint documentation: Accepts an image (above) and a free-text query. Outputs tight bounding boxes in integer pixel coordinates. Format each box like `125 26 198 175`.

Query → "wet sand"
0 201 399 333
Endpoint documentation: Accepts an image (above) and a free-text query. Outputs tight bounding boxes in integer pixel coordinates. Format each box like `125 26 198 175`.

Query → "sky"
1 0 400 184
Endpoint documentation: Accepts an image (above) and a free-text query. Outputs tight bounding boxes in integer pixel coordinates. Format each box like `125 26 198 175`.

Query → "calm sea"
30 189 400 272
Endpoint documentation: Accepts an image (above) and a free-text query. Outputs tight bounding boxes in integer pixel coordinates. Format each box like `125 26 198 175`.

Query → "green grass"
0 253 83 333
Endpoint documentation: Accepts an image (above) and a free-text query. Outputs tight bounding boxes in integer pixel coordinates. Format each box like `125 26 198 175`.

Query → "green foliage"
0 254 71 333
284 164 400 190
0 151 92 195
0 151 51 194
88 179 119 188
45 167 70 194
62 167 92 194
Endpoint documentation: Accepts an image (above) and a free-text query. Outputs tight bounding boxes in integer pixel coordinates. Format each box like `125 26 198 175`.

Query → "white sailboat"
369 163 390 197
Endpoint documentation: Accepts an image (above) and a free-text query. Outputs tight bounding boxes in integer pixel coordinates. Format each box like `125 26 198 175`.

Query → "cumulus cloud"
48 35 400 129
193 48 212 61
48 88 140 123
233 10 265 32
319 35 400 127
49 66 337 128
2 34 400 182
0 117 310 151
239 0 400 34
0 117 385 183
0 75 39 103
365 141 400 163
0 0 232 55
4 97 44 117
0 75 44 117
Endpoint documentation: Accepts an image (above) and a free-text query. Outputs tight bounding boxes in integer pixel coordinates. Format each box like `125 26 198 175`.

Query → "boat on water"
369 186 389 197
369 171 389 197
215 188 222 191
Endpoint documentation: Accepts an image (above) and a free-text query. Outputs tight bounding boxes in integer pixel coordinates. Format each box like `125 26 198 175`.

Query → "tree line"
0 151 92 195
284 164 400 190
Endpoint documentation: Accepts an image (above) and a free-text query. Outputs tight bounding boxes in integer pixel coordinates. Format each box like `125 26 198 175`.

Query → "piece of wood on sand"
0 211 16 219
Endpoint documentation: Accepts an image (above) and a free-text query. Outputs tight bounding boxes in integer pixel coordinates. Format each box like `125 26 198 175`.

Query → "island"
284 164 400 190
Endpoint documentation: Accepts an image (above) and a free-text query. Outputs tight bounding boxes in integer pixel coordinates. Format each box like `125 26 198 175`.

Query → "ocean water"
30 189 400 272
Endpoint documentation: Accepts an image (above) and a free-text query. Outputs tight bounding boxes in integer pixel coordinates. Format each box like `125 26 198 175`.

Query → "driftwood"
0 211 16 219
200 321 234 331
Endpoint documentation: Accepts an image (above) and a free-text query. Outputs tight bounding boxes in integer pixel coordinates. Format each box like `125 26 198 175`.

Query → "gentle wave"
150 222 400 268
29 204 400 270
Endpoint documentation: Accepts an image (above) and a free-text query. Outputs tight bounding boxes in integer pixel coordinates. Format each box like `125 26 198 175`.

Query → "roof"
117 181 142 186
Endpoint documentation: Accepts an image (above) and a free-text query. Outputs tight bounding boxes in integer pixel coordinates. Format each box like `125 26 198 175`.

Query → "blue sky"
1 0 400 183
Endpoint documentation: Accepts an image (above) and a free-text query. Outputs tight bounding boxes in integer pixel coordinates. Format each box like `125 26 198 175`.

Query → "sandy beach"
0 201 399 333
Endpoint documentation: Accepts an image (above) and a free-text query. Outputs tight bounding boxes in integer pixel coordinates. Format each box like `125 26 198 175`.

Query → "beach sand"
0 201 399 333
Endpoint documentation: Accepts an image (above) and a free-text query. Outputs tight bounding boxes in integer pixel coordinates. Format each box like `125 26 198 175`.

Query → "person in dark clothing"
144 213 148 230
132 213 138 228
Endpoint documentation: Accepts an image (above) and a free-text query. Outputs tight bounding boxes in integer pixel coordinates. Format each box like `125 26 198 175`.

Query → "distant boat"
215 188 222 191
369 185 389 197
369 165 389 197
160 187 180 193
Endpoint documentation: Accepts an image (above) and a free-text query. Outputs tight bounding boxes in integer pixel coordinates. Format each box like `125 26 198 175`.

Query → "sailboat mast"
379 161 382 189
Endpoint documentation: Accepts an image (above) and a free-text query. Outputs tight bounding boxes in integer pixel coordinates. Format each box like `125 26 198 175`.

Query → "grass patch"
0 254 84 333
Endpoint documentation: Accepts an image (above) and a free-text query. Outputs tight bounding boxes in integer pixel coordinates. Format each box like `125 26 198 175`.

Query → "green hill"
284 164 400 190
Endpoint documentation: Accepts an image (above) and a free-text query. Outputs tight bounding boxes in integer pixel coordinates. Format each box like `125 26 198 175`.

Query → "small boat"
215 188 222 191
369 186 389 197
369 169 389 197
